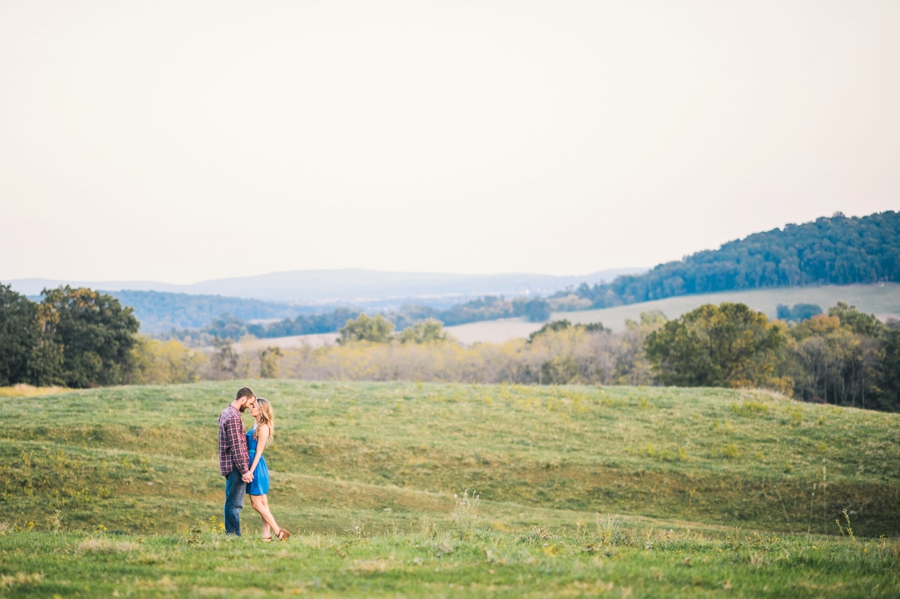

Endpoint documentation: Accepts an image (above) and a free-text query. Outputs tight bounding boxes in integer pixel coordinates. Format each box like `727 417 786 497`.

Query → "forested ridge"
107 290 303 332
568 211 900 307
45 212 897 337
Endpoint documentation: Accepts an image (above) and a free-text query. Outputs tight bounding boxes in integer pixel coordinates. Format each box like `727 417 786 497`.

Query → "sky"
1 0 898 284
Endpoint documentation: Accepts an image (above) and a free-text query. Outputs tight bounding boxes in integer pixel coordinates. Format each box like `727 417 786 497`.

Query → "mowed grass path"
1 381 899 597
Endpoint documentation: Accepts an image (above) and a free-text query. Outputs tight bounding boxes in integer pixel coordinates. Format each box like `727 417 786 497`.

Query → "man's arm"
225 414 251 475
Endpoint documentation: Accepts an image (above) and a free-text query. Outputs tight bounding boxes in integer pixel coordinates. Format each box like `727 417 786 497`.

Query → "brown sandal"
261 536 273 542
276 529 292 541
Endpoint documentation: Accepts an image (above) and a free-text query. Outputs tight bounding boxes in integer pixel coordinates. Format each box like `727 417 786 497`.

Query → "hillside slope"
3 381 898 538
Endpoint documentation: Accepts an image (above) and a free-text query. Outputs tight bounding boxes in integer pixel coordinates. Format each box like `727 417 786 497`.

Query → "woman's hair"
253 397 274 440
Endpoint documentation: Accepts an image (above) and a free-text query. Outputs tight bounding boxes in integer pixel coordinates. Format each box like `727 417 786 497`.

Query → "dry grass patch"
0 572 44 588
350 558 399 573
0 384 67 397
77 537 140 554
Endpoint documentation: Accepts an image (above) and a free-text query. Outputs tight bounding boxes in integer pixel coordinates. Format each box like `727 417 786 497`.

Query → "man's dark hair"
235 387 255 401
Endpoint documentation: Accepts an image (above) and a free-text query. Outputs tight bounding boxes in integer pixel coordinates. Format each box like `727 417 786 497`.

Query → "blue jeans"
224 470 247 536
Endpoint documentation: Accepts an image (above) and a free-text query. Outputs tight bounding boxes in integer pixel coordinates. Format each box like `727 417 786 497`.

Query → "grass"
2 527 898 598
1 381 898 597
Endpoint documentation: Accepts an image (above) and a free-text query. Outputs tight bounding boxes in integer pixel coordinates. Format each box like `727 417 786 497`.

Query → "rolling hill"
570 211 900 309
8 380 896 535
1 381 898 597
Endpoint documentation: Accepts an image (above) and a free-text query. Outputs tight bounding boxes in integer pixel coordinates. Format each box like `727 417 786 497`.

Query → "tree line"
645 302 900 411
293 302 897 410
182 295 553 341
202 301 895 410
2 282 898 412
107 290 302 333
559 210 900 308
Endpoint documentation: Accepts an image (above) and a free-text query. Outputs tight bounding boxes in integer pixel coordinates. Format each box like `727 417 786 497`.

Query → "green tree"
203 313 249 340
0 284 39 386
528 320 574 343
399 319 453 344
777 303 822 322
528 319 608 344
36 286 140 388
786 307 887 409
28 299 65 387
645 303 787 388
338 313 394 344
827 302 883 336
523 298 552 323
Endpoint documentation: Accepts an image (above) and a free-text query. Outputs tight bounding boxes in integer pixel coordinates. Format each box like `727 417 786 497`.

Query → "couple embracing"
218 386 291 540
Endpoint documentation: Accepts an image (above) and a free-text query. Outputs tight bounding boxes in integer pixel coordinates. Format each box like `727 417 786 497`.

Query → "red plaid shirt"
218 405 250 476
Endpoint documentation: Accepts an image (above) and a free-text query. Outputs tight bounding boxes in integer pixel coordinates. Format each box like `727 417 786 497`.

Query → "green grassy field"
2 381 899 597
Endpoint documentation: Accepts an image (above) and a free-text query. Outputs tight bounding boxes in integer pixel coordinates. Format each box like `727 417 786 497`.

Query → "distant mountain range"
7 267 646 305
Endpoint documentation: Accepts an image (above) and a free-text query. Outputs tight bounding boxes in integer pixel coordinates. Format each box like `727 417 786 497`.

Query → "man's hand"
242 472 253 484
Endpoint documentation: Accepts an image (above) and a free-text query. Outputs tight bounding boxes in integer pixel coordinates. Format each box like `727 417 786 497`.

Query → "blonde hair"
253 397 274 440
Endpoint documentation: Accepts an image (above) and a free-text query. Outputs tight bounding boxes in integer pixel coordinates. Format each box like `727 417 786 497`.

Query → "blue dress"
246 427 270 496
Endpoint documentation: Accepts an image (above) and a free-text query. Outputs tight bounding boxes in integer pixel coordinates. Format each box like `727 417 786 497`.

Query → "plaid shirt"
218 405 250 476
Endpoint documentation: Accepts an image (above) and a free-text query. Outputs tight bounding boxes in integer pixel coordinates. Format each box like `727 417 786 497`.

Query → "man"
219 386 255 536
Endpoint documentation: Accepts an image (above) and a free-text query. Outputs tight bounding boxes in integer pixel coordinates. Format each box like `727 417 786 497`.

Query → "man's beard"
239 405 247 412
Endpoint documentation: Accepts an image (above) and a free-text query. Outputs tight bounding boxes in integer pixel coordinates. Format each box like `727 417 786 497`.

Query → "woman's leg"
249 494 280 537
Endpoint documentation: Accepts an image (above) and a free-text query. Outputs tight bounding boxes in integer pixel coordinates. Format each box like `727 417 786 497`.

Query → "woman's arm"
248 425 270 474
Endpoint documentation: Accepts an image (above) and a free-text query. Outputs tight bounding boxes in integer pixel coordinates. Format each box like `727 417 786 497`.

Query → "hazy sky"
1 1 898 284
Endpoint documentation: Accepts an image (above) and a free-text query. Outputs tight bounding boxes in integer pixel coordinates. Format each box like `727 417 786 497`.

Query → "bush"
339 314 395 344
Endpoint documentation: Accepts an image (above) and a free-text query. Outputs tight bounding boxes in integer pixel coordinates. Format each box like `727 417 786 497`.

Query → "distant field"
1 381 898 597
229 284 900 348
425 283 900 343
561 283 900 332
233 332 339 352
444 318 543 344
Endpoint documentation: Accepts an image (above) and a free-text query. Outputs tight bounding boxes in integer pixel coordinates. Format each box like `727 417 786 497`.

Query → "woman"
247 397 291 541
